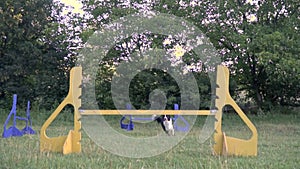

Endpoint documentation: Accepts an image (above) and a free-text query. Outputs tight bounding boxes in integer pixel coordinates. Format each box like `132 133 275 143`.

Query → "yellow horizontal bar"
80 110 215 115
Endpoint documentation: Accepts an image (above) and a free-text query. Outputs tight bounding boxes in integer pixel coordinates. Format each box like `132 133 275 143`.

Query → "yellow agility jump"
40 65 258 156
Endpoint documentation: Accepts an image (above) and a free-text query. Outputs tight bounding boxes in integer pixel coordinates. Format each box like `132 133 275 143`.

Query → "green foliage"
1 0 298 113
202 0 300 108
128 0 299 111
0 0 78 109
80 1 216 110
257 30 300 107
0 0 52 105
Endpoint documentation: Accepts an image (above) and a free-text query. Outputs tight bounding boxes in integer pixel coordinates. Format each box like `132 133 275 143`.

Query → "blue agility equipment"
2 94 36 138
2 94 23 138
126 104 153 121
120 104 134 130
20 101 36 135
120 115 134 131
173 104 190 132
119 103 189 132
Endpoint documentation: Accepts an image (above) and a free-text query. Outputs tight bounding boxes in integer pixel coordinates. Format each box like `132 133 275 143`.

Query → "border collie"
152 115 175 136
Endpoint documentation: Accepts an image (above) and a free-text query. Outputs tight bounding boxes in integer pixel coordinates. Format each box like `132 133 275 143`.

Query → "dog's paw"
171 129 175 136
166 129 175 136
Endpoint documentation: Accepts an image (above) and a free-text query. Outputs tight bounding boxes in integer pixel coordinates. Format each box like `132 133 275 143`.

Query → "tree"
203 0 300 108
80 0 299 111
78 0 232 110
0 0 78 109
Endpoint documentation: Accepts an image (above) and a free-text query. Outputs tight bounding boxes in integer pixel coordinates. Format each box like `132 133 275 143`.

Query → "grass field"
0 109 299 169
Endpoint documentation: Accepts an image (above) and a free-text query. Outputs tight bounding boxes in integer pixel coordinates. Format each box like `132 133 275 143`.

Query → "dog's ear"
155 116 163 123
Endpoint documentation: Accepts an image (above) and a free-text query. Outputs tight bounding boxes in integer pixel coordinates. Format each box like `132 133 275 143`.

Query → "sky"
59 0 84 15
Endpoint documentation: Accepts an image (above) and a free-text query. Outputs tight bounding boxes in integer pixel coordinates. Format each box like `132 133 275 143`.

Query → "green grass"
0 110 299 169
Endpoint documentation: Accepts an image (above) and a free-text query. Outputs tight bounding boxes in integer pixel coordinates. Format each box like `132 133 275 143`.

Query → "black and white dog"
152 115 175 136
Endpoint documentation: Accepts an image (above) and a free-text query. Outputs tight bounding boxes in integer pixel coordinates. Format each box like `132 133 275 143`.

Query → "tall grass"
0 109 299 169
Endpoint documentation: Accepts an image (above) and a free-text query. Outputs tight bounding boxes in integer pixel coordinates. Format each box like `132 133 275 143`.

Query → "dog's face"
162 115 174 135
154 115 175 136
163 115 171 121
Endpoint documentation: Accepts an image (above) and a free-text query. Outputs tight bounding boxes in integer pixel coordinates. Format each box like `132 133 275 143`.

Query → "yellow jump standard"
40 65 258 156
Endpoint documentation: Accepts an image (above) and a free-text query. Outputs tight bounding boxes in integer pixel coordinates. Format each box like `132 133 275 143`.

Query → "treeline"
0 0 299 112
0 0 78 109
